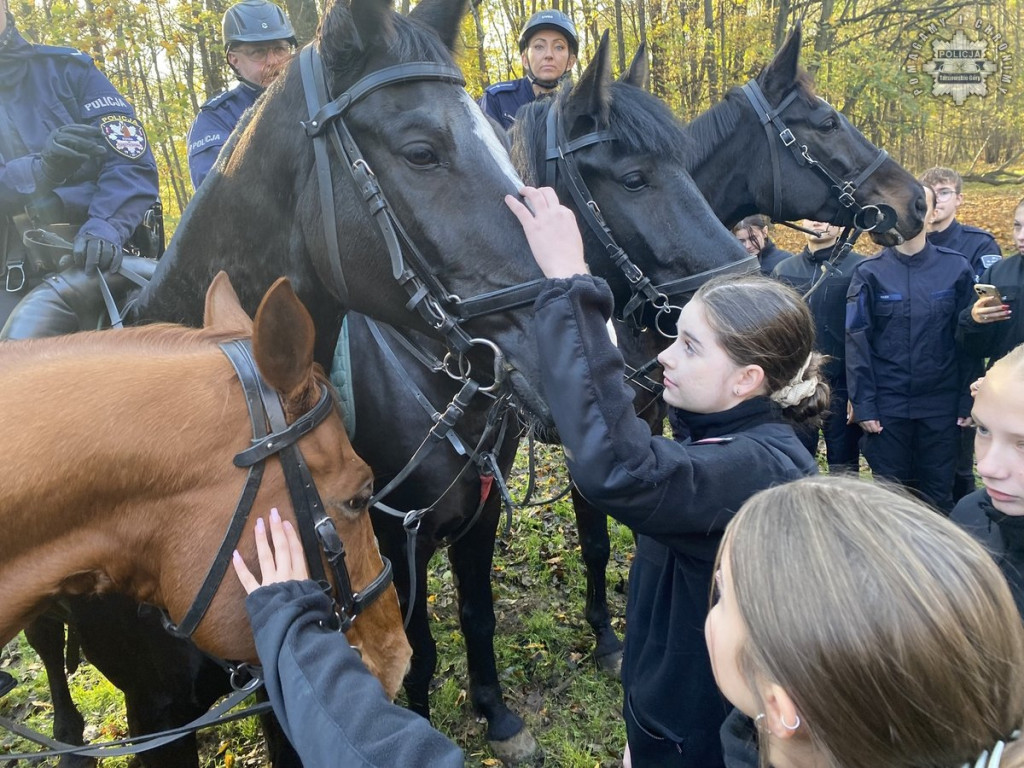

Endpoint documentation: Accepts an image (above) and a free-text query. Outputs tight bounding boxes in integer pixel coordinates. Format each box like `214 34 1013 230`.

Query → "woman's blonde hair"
694 274 829 424
722 476 1024 768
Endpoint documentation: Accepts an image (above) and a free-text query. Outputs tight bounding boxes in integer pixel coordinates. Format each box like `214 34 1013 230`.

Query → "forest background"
9 0 1024 242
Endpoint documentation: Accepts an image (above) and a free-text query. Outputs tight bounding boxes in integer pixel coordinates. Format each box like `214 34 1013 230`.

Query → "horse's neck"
685 92 757 226
0 350 238 644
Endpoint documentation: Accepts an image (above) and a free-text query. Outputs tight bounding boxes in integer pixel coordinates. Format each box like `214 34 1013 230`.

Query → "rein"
298 47 543 391
166 339 393 639
542 102 758 338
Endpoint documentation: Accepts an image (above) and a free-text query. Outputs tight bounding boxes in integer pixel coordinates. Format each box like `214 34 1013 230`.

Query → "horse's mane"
319 4 455 74
0 324 245 366
511 82 694 187
686 66 817 171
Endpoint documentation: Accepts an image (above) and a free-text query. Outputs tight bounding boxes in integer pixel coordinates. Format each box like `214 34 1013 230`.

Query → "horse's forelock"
320 3 454 76
605 83 692 165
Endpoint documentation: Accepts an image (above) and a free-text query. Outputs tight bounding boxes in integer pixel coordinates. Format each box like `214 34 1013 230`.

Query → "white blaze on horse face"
460 91 524 191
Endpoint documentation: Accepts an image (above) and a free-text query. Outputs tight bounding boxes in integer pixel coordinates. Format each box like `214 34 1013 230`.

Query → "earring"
781 713 801 731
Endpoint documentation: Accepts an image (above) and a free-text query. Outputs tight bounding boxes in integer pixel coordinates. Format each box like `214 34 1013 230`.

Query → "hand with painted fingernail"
231 507 310 594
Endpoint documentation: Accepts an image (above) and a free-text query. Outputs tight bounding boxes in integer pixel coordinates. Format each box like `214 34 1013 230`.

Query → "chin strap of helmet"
526 66 572 91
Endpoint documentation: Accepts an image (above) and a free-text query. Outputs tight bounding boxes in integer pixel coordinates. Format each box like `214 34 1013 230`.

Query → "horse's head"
246 0 552 422
511 33 750 332
685 24 925 246
746 24 925 245
202 273 411 697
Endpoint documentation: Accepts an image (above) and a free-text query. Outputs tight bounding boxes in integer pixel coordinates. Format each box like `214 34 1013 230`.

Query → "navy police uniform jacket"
951 489 1024 620
957 253 1024 367
187 82 260 190
846 241 974 422
534 275 816 761
478 77 535 131
0 19 158 248
929 218 1002 279
248 580 463 767
772 245 865 379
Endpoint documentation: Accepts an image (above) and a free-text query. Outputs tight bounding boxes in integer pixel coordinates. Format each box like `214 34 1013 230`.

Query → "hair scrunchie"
770 353 818 408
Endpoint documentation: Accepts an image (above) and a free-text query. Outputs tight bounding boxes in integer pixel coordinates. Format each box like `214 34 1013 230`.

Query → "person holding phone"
958 197 1024 369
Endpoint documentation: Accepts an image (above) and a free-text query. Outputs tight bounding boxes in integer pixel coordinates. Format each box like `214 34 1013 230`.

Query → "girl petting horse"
0 274 409 703
232 191 1024 768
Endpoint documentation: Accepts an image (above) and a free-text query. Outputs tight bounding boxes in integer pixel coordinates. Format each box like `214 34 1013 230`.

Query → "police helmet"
223 0 296 48
518 10 578 55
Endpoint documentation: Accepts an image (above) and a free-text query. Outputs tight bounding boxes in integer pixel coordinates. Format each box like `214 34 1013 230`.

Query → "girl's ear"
762 682 803 740
734 364 766 399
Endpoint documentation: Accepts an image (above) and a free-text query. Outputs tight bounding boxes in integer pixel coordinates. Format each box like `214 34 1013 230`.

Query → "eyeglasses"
233 43 294 63
933 188 958 202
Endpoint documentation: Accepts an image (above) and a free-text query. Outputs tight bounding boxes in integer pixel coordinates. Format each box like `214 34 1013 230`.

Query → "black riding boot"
0 669 16 697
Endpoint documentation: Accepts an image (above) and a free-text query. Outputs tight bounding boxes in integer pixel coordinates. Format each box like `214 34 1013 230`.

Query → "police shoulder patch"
100 114 148 159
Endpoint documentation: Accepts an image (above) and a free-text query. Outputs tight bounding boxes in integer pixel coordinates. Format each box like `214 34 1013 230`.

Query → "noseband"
740 79 897 233
299 47 546 392
543 103 757 337
167 339 392 639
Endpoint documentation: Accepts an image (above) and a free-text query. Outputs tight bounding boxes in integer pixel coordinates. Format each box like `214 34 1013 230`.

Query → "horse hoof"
596 648 623 679
489 728 543 766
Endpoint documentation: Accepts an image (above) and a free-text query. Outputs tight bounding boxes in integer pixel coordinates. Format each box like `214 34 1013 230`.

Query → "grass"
0 443 630 767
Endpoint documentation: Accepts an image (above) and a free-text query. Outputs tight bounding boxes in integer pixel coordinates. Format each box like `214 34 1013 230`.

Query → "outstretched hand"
232 507 310 594
504 186 588 279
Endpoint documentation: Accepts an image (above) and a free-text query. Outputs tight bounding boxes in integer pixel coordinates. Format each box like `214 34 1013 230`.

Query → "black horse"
564 21 928 685
341 32 751 764
7 0 562 764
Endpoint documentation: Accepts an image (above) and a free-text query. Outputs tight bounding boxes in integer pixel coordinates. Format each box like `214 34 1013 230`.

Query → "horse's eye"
403 144 440 168
820 117 839 132
622 171 648 191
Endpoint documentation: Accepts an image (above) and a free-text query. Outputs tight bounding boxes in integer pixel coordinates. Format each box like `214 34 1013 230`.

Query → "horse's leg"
22 614 95 768
400 536 439 720
569 486 623 677
69 595 219 768
448 493 540 766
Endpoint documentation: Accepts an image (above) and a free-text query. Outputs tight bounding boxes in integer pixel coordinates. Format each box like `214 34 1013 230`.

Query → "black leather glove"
73 233 122 273
39 124 107 185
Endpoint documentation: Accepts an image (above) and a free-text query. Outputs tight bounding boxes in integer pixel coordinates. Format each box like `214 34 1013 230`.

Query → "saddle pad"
329 316 357 440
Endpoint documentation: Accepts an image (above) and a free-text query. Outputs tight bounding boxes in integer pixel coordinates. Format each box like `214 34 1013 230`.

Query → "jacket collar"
675 396 781 442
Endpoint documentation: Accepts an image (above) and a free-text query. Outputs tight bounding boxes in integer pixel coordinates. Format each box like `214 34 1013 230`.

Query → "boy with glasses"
920 167 1003 502
186 0 296 189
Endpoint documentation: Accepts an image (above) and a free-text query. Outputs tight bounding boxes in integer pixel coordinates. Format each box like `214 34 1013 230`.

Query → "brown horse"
0 273 410 701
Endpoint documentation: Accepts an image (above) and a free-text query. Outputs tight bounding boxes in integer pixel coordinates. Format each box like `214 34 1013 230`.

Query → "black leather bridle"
543 102 758 337
299 46 547 391
167 339 393 638
739 79 898 235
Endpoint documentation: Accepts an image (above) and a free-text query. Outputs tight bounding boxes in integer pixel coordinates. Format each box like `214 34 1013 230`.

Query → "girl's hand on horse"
505 186 588 279
232 508 310 594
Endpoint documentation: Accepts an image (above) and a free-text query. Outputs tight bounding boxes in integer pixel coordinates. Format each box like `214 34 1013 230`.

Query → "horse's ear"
621 43 649 90
204 271 253 335
321 0 393 62
408 0 467 52
563 30 613 135
252 278 317 399
759 22 802 105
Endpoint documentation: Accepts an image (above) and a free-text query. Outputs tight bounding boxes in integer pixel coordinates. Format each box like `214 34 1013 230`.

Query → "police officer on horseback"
187 0 296 190
0 0 159 328
478 10 578 131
